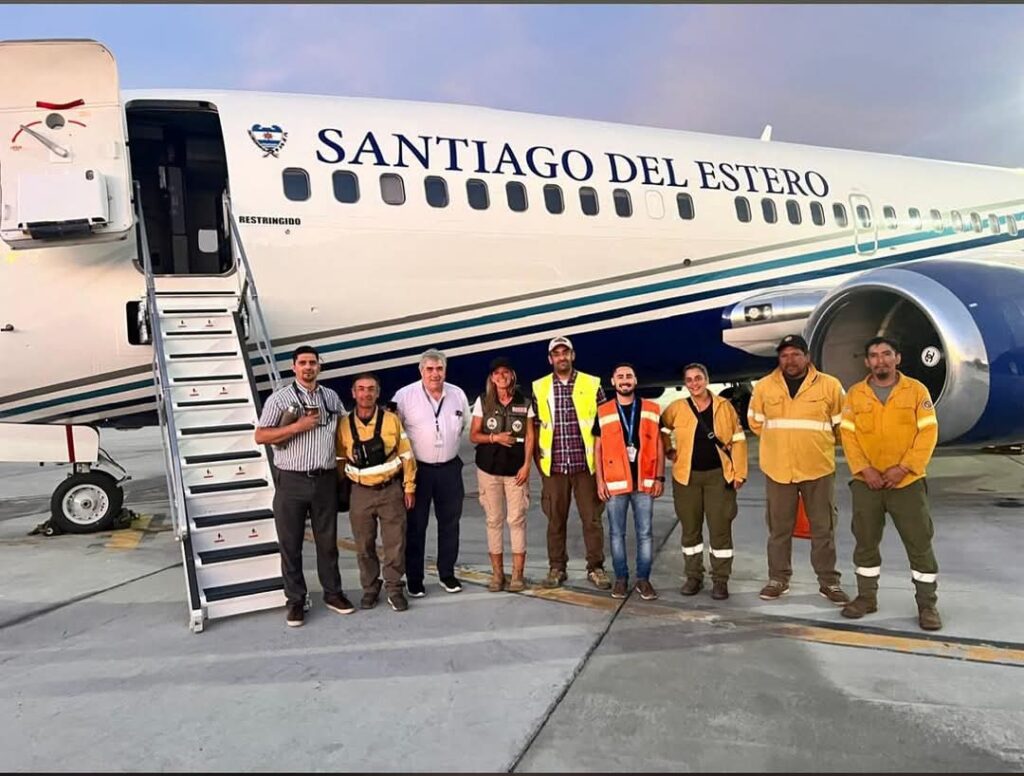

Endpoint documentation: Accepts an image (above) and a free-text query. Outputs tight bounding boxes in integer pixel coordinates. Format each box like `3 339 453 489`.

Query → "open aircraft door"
0 39 133 248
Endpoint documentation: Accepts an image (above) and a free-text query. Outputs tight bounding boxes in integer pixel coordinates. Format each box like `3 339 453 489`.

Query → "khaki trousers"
765 473 840 586
672 469 738 582
540 470 606 572
349 480 407 595
477 469 529 554
850 479 938 607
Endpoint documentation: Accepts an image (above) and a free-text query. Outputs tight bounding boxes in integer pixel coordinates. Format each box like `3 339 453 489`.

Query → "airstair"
136 186 287 632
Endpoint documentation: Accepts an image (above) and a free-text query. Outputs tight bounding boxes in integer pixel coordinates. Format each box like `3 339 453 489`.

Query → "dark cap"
776 334 809 353
489 356 514 372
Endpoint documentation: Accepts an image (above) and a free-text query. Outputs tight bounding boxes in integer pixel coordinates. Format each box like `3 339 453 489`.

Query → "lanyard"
422 385 446 431
616 399 638 443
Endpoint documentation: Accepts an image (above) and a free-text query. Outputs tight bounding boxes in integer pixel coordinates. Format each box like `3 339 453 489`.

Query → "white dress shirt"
392 381 470 464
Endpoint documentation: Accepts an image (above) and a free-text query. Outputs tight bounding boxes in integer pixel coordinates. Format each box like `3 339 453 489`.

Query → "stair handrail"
134 181 189 540
223 193 282 393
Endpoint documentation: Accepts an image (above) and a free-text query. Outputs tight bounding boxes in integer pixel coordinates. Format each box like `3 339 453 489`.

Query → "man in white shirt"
391 349 471 596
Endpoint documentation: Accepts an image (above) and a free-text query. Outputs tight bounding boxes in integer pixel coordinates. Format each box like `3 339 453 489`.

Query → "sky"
4 4 1024 166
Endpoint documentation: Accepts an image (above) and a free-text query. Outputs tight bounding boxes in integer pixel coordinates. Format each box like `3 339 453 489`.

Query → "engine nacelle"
806 259 1024 445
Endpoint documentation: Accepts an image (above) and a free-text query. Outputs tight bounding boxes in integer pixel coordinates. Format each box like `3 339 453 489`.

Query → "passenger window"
1007 215 1019 236
380 173 406 205
282 168 310 202
786 199 801 225
970 212 982 233
809 201 825 226
332 171 359 203
579 187 599 216
506 181 528 212
833 202 849 227
989 213 1001 234
929 209 944 231
466 179 489 210
761 198 777 224
543 184 564 215
424 176 448 208
645 191 665 219
883 205 897 229
676 193 694 220
735 196 751 223
951 211 964 231
613 189 632 217
908 207 921 230
855 204 872 228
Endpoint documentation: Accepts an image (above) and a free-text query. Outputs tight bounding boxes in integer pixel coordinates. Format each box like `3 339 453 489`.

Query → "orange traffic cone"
793 494 812 539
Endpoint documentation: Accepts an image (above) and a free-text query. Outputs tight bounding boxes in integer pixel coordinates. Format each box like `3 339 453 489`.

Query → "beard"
616 386 635 395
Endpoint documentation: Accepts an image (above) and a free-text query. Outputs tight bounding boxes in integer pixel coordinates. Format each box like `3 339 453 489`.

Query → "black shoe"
440 576 463 593
286 603 305 627
407 580 426 598
360 590 380 610
323 592 356 615
388 592 409 612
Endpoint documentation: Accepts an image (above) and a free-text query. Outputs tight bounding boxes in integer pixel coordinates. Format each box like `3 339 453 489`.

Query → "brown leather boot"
841 596 878 619
918 606 942 631
507 552 527 592
488 553 506 592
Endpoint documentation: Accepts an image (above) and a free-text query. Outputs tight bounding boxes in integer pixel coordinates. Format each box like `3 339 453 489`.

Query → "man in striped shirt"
255 346 354 627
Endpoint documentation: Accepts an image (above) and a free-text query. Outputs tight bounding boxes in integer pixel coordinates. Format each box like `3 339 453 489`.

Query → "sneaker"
407 580 426 598
388 592 409 612
635 579 658 601
759 580 790 600
285 603 305 627
541 568 568 589
360 590 380 610
841 596 878 619
680 577 703 596
819 584 851 605
711 580 729 600
611 578 628 599
323 592 356 615
587 568 612 590
918 606 943 631
439 576 463 593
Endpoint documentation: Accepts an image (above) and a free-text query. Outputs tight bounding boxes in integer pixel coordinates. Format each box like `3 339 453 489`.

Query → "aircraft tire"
49 471 125 534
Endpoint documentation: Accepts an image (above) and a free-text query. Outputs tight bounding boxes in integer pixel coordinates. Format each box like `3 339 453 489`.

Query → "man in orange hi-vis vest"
593 363 665 600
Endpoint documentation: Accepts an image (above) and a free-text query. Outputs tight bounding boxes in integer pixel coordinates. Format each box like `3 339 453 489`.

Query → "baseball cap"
776 334 809 353
548 335 574 353
489 356 514 372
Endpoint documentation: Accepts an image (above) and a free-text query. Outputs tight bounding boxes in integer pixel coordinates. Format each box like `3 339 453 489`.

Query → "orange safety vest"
596 398 662 494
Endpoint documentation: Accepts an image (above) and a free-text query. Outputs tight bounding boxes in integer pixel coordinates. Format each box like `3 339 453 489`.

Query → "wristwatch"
654 476 666 482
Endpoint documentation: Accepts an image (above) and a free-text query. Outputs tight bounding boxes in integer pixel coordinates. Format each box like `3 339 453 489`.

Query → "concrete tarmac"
1 424 1023 771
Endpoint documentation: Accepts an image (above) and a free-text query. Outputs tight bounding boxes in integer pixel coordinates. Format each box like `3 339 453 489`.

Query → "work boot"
360 590 379 610
711 580 729 600
587 567 612 590
488 553 506 593
841 596 878 619
285 603 305 628
611 578 628 599
542 568 567 589
918 606 943 631
680 577 703 596
507 552 527 592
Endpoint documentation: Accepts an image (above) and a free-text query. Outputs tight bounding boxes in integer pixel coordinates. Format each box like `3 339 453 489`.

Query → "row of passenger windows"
281 168 1018 236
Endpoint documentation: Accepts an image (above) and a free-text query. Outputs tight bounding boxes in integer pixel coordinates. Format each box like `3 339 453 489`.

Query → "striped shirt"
257 382 346 471
550 372 606 475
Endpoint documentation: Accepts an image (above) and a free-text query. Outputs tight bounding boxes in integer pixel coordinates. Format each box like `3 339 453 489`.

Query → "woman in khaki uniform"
660 364 748 600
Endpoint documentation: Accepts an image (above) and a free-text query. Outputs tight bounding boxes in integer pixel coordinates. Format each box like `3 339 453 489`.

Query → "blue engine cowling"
805 258 1024 445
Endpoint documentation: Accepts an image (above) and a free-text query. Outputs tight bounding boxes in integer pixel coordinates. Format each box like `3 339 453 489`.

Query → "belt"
357 476 400 491
280 468 334 478
417 456 460 468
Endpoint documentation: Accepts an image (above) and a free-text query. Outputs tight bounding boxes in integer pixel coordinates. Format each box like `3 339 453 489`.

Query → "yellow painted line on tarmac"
104 515 151 551
521 585 621 612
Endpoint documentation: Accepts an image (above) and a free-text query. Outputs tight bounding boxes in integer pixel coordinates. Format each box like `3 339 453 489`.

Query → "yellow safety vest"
533 371 602 476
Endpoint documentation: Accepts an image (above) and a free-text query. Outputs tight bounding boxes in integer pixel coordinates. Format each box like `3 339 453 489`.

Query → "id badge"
434 429 444 448
626 445 637 463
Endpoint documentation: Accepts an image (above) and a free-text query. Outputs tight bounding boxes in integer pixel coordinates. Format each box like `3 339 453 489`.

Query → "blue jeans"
606 491 654 580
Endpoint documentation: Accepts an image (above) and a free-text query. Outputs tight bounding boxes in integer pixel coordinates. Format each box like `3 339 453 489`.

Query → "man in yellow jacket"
748 334 850 604
839 336 941 631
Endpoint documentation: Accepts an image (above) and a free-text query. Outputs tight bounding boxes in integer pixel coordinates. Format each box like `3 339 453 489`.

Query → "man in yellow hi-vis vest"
839 336 942 631
532 336 610 590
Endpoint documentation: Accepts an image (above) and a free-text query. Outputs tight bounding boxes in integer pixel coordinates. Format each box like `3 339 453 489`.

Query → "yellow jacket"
748 365 844 483
660 393 748 485
840 373 937 488
336 408 417 492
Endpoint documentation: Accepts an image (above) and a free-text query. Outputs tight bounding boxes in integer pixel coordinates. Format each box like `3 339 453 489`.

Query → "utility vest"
533 372 601 476
474 389 532 477
596 398 662 494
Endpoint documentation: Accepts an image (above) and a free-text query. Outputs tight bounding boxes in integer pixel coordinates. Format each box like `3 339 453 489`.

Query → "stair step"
164 329 234 337
193 508 275 529
184 450 262 465
189 478 268 495
171 375 245 384
160 306 233 314
204 576 284 603
168 351 239 360
198 541 279 565
180 423 255 436
177 398 250 408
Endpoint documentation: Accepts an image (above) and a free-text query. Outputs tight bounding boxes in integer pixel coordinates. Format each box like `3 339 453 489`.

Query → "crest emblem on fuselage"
248 124 287 157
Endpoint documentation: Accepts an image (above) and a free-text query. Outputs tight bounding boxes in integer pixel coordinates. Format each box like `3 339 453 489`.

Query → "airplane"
2 39 1021 629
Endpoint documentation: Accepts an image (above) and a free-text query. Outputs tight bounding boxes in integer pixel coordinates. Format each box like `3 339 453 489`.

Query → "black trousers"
272 469 343 605
406 457 464 582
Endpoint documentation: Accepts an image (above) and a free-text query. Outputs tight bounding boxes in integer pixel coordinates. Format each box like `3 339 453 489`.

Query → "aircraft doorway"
126 101 232 275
